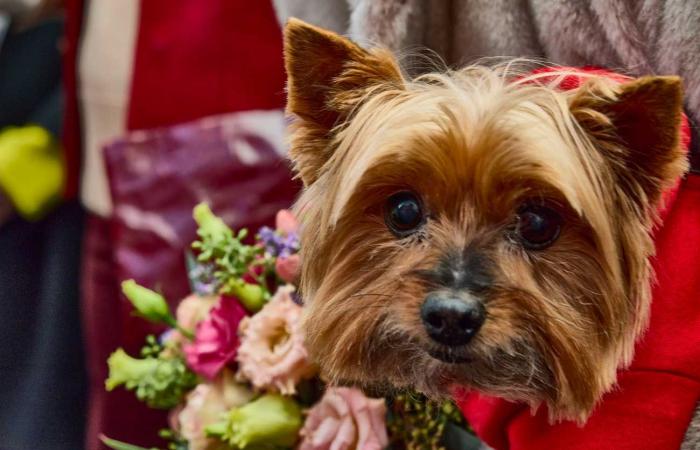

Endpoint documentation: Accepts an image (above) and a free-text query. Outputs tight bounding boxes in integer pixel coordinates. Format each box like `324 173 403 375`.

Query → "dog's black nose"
421 294 485 346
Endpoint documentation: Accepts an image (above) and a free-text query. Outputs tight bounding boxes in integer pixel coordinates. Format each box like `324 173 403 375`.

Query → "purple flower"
290 290 303 305
258 226 283 256
257 210 300 258
188 262 219 296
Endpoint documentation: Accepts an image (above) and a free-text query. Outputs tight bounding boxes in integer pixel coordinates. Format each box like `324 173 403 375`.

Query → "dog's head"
283 19 687 422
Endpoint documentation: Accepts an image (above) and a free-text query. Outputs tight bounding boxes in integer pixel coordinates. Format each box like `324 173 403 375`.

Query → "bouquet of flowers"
102 204 476 450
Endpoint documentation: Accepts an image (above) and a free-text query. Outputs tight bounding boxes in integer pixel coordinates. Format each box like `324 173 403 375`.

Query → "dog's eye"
515 204 561 250
386 191 424 236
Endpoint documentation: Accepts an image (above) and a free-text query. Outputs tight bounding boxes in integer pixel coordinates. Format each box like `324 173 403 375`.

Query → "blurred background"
0 0 697 449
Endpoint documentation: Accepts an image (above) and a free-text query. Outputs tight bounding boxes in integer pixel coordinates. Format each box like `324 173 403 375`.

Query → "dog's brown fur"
284 19 688 423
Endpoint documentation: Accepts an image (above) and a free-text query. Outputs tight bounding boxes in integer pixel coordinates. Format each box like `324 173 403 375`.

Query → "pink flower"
276 209 299 235
177 294 219 329
274 209 302 283
237 285 314 394
184 296 247 379
173 369 254 450
165 294 219 347
275 253 301 283
298 387 389 450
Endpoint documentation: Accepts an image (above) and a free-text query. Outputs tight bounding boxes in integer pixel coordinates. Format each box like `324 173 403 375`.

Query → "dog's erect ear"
284 18 403 186
573 76 688 203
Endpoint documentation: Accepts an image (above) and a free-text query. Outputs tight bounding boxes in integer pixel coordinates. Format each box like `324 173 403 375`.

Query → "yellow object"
0 125 64 220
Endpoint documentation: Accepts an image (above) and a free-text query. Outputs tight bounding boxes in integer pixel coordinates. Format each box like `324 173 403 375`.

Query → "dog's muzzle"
421 293 485 347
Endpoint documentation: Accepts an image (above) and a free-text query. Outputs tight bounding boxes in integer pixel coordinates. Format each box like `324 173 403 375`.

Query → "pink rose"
298 387 389 450
275 253 301 283
173 369 254 450
184 296 247 379
276 209 299 235
237 285 314 394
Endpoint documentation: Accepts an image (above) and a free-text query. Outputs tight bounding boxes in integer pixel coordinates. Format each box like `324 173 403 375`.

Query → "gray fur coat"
272 0 700 126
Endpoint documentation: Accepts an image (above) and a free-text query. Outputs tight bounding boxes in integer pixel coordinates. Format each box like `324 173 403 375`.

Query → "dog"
283 18 700 449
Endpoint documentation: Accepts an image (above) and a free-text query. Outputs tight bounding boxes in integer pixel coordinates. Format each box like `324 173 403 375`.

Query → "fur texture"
273 0 700 128
284 20 688 424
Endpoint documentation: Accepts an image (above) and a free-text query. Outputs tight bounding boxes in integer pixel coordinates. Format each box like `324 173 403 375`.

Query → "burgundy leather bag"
105 110 298 344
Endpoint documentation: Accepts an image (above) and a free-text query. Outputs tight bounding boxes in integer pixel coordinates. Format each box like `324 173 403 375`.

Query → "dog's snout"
421 293 485 347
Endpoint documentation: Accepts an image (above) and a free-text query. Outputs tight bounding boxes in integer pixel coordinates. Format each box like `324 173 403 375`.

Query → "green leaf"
191 202 271 300
100 435 159 450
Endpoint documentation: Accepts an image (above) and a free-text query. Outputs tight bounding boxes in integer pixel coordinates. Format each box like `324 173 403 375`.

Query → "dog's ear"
572 76 688 203
284 18 404 186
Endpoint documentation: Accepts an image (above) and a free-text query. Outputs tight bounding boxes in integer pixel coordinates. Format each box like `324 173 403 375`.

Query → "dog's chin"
425 345 473 364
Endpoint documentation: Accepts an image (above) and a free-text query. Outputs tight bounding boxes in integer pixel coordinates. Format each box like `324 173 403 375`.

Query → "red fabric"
127 0 286 130
81 214 167 449
61 0 84 199
458 69 700 449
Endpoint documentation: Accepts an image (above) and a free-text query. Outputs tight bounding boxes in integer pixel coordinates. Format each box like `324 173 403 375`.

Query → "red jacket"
458 69 700 449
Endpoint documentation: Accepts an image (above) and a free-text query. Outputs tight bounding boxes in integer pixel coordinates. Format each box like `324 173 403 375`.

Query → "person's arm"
507 371 699 450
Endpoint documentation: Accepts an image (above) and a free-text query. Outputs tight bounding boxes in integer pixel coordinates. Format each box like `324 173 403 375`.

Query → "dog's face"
283 19 687 422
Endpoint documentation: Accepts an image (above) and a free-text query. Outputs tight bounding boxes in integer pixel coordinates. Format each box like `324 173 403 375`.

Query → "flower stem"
163 315 195 340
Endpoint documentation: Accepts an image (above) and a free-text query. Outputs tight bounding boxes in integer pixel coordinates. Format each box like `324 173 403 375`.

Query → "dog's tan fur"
284 19 687 423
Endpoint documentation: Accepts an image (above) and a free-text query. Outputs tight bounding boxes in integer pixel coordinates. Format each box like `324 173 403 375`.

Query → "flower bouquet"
103 204 477 450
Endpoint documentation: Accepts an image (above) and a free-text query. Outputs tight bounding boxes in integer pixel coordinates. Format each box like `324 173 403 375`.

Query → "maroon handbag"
104 111 299 347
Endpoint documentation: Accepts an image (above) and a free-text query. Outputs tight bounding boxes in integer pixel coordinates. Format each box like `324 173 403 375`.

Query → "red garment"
458 69 700 449
81 214 167 449
127 1 286 130
61 0 286 197
62 0 83 199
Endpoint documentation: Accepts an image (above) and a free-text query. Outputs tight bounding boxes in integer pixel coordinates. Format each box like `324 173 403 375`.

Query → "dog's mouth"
426 346 472 364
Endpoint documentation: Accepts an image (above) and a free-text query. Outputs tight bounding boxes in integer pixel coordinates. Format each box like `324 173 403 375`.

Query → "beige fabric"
78 0 139 217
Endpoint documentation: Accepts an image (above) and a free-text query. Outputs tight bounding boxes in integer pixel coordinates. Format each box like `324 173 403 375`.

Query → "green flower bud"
106 348 158 391
194 203 232 243
121 280 173 325
220 394 302 449
227 280 266 312
105 349 197 409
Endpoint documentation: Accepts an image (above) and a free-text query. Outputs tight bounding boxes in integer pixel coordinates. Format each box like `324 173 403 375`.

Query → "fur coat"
272 0 700 128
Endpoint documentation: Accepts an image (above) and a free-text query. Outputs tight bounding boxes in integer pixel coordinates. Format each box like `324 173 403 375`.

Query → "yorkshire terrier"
282 17 696 441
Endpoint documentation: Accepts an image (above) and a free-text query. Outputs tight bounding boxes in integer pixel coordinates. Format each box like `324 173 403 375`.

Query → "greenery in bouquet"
103 203 472 450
